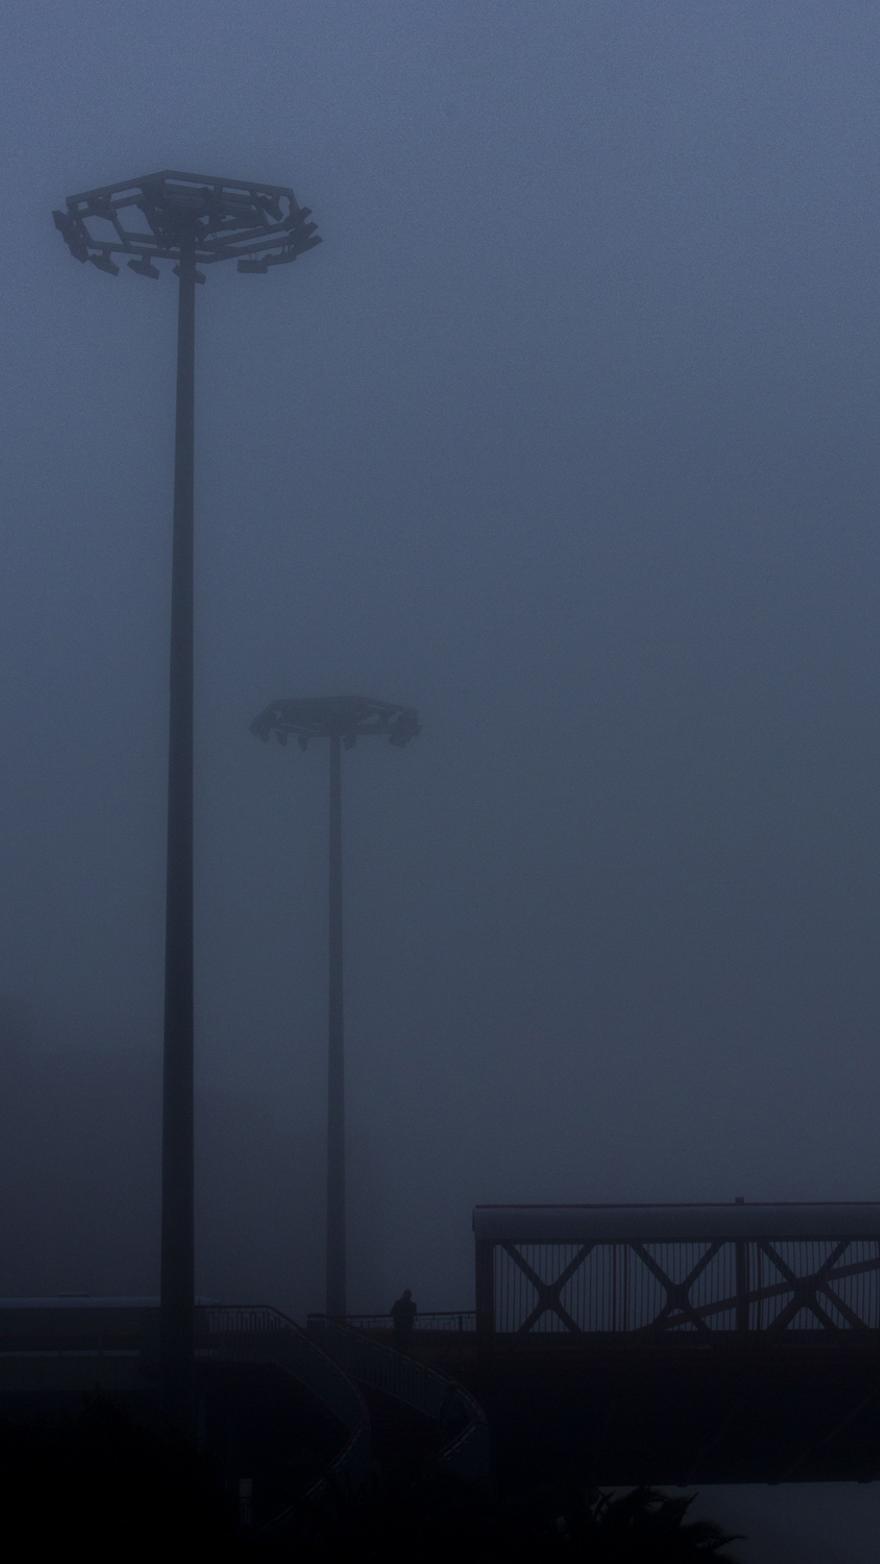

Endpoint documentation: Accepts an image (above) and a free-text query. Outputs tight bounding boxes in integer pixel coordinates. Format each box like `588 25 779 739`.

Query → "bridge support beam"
475 1238 495 1345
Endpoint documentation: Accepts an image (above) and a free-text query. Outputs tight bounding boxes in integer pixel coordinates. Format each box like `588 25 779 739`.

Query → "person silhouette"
390 1288 417 1348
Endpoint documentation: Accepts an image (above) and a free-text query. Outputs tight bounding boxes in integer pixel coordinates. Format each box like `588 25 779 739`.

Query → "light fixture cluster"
251 695 421 750
53 169 321 280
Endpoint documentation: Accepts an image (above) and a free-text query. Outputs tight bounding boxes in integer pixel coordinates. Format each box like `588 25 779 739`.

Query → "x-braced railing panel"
489 1239 880 1338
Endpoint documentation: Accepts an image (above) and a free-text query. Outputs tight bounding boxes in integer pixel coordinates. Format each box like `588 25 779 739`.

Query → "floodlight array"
53 169 321 279
251 696 421 749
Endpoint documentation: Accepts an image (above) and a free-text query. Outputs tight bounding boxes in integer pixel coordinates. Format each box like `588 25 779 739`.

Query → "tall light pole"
251 696 420 1318
54 171 321 1426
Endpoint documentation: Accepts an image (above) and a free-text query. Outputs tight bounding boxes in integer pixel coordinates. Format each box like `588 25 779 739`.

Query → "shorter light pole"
251 696 420 1317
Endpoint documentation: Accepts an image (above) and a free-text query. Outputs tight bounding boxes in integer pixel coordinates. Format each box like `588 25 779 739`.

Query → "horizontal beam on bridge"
473 1203 880 1243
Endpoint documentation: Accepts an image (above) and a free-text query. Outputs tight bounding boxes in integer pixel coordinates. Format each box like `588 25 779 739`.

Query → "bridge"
3 1202 880 1504
330 1202 880 1485
0 1299 488 1534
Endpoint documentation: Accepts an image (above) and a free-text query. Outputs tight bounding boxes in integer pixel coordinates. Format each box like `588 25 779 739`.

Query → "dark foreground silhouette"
307 1477 746 1563
0 1396 749 1560
0 1396 237 1553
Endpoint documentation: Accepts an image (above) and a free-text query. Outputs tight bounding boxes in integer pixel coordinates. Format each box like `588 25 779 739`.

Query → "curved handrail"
307 1315 490 1484
197 1305 372 1523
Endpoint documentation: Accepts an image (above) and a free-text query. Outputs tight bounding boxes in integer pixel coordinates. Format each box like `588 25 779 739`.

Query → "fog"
3 3 880 1555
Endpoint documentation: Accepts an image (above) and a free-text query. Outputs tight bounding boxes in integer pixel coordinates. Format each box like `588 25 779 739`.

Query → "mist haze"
3 4 880 1555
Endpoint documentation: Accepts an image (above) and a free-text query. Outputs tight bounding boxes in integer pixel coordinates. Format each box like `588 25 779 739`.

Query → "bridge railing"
475 1223 880 1340
197 1305 372 1509
341 1311 477 1335
307 1316 490 1483
198 1304 287 1338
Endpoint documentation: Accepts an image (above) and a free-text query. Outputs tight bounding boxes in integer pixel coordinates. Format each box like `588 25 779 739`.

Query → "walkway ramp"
307 1315 490 1484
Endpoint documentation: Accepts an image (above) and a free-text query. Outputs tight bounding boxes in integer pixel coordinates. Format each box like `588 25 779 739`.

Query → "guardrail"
307 1316 490 1484
198 1305 285 1337
197 1305 372 1520
474 1209 880 1339
343 1311 477 1334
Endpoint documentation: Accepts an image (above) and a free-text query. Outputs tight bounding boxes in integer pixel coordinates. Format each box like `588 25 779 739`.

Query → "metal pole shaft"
327 732 346 1317
161 230 196 1426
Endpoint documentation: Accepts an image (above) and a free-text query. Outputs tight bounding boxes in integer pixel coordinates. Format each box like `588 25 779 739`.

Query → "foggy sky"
3 0 880 1372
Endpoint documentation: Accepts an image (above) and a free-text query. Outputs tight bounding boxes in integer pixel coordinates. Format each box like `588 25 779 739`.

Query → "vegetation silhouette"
0 1395 238 1555
290 1469 747 1561
0 1394 749 1559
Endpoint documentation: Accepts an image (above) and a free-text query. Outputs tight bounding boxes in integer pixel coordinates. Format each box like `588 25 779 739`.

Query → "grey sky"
3 5 880 1551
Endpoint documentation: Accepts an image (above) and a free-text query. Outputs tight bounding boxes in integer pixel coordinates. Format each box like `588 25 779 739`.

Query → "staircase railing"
198 1305 372 1509
307 1315 490 1484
